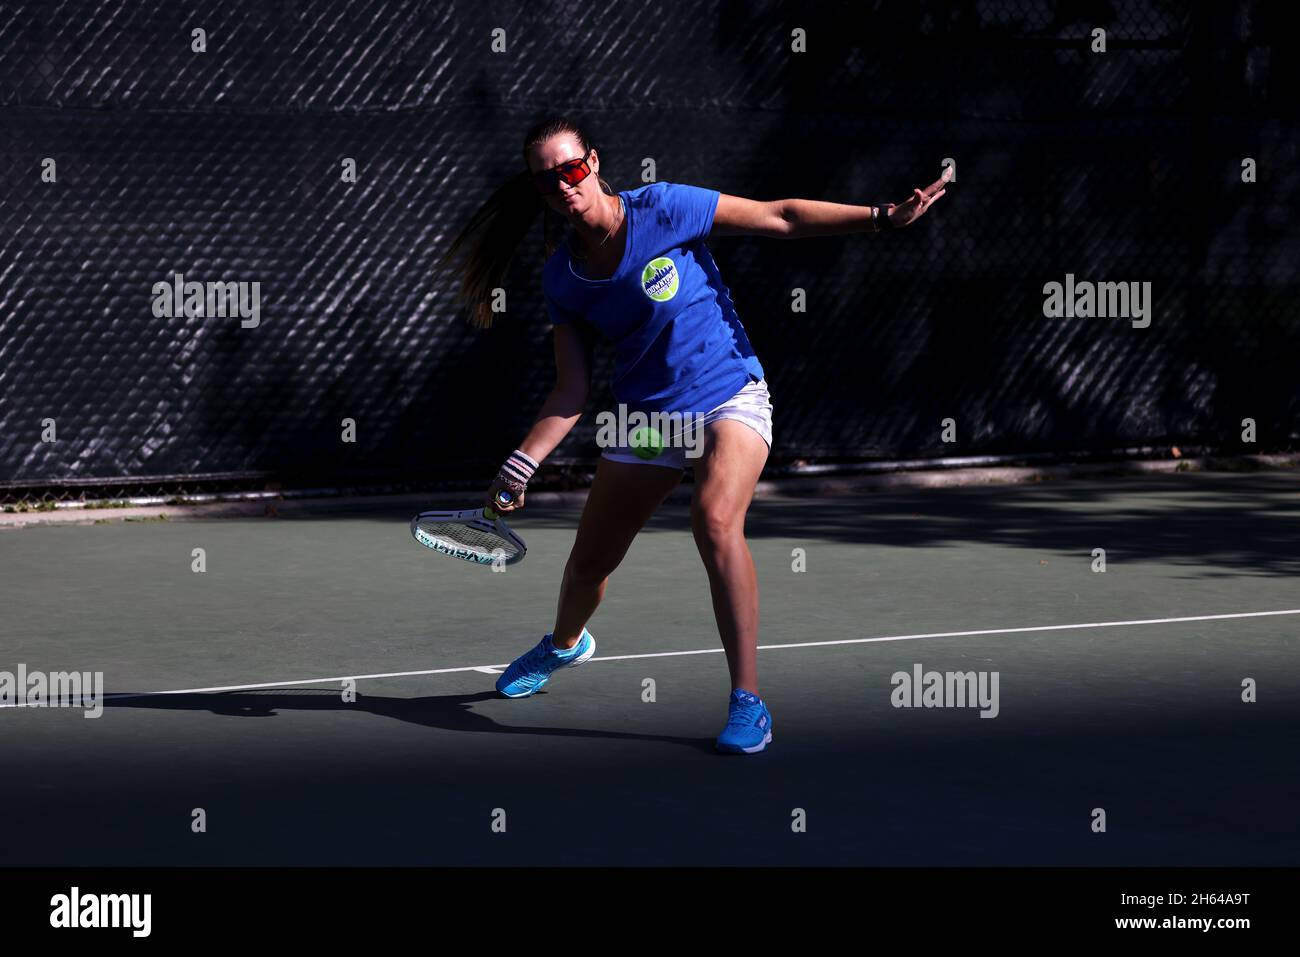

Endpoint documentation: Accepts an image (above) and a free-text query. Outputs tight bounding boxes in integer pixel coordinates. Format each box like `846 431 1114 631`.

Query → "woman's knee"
691 498 744 547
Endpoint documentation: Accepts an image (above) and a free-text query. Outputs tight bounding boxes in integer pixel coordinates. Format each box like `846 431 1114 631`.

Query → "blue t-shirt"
542 181 764 415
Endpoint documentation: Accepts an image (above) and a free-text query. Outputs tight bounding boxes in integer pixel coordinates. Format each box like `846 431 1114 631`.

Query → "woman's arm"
710 170 949 239
517 322 590 462
484 322 590 512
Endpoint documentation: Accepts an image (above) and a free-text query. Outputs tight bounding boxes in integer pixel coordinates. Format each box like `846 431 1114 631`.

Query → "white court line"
4 608 1297 706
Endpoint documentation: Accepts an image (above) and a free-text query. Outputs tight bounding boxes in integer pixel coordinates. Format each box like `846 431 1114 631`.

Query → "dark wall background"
1 0 1296 492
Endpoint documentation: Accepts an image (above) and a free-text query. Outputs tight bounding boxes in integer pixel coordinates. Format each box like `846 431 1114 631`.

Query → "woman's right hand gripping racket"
410 489 526 568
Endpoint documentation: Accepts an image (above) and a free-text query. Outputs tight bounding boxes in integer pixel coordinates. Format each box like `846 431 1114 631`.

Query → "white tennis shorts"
600 377 773 469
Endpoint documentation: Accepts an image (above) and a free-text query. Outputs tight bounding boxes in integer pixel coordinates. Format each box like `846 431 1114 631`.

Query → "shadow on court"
7 683 1298 866
103 688 713 751
2 468 1297 865
272 471 1300 578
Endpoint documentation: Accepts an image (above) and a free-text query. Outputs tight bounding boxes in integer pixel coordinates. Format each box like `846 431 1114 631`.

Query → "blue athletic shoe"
495 628 596 698
715 688 773 754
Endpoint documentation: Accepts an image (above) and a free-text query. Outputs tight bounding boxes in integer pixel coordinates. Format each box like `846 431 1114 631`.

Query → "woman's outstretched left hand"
883 168 951 228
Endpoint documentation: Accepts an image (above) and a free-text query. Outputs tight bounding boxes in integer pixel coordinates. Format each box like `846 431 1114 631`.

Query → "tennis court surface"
2 468 1297 866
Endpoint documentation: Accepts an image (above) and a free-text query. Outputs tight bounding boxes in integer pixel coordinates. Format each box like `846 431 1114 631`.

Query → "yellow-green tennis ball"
629 426 664 460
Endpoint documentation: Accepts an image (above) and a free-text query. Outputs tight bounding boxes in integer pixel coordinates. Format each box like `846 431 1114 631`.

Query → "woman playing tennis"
446 115 946 754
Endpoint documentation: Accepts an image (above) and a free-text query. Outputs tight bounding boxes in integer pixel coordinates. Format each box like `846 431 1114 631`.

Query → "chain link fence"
2 0 1296 504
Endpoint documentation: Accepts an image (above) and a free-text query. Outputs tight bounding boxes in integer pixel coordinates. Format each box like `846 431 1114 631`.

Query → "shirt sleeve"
545 288 578 326
659 182 721 246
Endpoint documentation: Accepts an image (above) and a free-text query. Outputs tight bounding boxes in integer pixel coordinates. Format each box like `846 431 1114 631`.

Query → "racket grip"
494 489 515 509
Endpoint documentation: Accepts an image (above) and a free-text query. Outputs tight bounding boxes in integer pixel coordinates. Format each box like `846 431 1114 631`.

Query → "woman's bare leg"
689 420 770 692
552 456 684 648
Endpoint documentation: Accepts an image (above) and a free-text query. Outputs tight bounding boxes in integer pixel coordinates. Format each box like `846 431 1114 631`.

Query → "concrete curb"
2 453 1295 529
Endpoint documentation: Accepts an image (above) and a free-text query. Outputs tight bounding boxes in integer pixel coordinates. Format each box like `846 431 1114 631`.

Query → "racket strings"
416 518 520 559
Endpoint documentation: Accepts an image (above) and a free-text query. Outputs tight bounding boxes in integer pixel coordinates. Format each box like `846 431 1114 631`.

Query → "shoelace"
725 699 763 730
510 637 580 685
508 641 550 681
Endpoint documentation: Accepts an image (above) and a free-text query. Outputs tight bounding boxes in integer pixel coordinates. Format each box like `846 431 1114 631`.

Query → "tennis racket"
409 489 526 566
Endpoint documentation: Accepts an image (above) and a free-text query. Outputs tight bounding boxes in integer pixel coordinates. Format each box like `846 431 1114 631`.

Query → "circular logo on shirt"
641 257 679 302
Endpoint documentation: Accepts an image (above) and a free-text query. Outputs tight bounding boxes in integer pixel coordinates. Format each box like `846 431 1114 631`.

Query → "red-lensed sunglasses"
532 150 594 195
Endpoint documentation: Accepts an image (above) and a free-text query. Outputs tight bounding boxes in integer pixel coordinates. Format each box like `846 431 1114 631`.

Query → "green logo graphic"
641 257 679 301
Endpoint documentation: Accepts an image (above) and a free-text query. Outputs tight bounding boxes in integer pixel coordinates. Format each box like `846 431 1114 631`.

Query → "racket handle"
483 488 514 521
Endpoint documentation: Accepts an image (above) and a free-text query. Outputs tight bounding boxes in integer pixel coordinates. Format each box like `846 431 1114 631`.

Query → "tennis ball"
629 426 664 460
